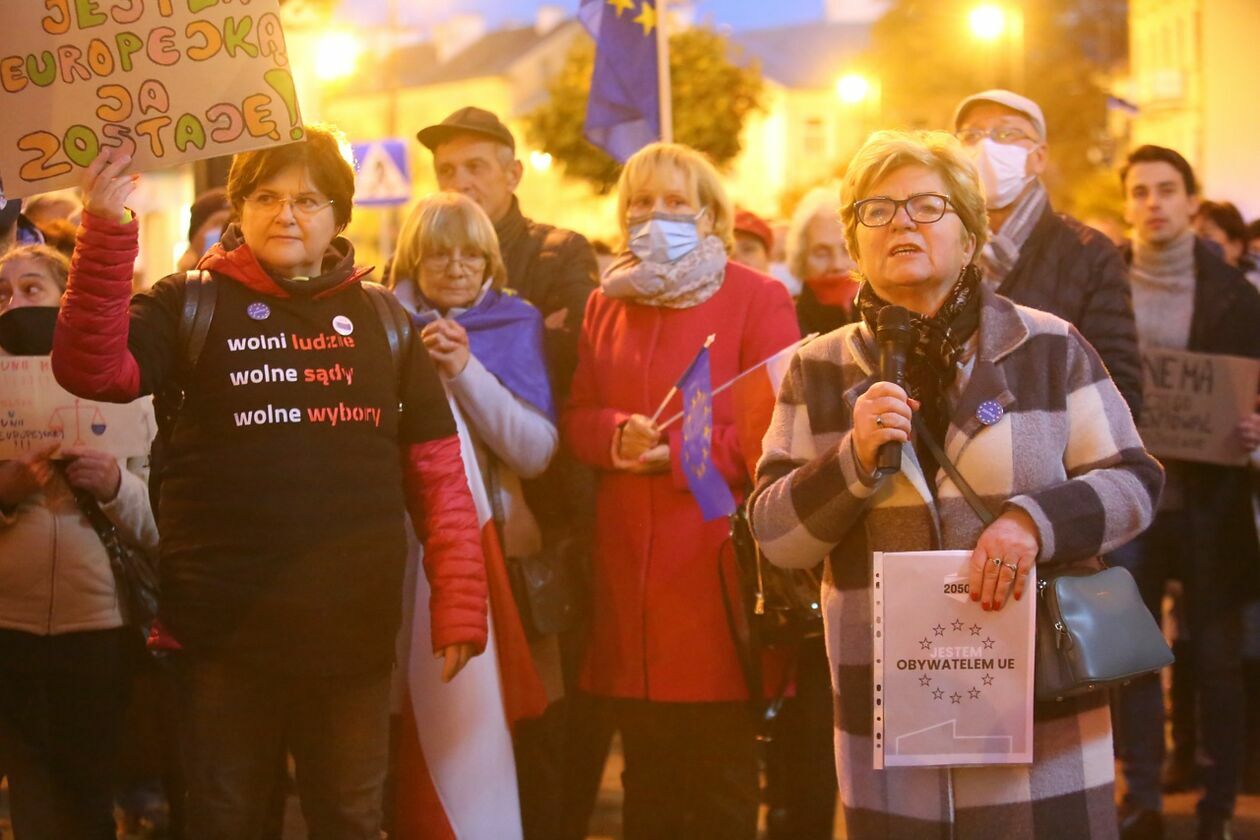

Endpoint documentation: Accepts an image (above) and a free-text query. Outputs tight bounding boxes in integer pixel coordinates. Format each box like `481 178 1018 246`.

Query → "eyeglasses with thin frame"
853 193 955 227
245 191 335 217
954 127 1036 146
422 250 488 272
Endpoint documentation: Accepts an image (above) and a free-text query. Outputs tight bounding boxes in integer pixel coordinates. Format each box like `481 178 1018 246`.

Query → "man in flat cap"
953 89 1142 414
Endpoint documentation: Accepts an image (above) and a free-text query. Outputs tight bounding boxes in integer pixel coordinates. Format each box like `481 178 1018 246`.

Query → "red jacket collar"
196 236 373 300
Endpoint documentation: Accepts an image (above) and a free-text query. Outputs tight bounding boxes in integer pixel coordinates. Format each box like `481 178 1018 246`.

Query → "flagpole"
648 333 714 424
657 333 819 431
656 0 673 143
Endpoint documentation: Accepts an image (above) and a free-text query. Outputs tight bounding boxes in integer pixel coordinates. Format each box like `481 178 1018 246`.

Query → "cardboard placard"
1137 347 1260 467
0 356 151 459
873 550 1035 769
0 0 303 201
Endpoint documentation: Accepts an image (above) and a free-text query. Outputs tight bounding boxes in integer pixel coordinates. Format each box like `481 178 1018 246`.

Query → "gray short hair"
786 186 841 281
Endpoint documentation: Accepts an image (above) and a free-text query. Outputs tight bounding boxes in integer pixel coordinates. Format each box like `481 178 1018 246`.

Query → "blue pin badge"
247 302 271 321
976 399 1004 426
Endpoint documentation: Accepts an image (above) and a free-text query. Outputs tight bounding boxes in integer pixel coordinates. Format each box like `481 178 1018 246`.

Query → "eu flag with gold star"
578 0 661 162
679 347 736 521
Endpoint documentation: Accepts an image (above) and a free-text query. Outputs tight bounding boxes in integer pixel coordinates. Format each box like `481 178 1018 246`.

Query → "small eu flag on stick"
677 345 736 521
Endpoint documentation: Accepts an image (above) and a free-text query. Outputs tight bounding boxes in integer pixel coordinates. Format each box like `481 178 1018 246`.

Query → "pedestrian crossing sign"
352 140 411 207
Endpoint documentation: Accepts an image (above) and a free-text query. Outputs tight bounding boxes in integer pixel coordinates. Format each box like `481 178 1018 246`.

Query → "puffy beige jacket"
0 432 157 636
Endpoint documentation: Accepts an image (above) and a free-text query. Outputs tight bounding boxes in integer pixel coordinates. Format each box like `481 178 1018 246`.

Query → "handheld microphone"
874 305 915 478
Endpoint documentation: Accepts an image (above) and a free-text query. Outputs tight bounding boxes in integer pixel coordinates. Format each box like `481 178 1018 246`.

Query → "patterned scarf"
857 264 983 459
978 182 1048 289
599 235 727 309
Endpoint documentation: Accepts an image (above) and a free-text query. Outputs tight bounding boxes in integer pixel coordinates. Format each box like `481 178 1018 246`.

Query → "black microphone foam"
874 305 915 478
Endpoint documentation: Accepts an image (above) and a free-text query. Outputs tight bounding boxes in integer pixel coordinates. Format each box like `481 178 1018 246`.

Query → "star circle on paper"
933 624 945 637
950 692 962 704
919 675 932 687
969 624 982 636
951 619 964 632
982 673 995 686
932 688 945 700
969 687 981 699
982 637 995 650
919 637 932 650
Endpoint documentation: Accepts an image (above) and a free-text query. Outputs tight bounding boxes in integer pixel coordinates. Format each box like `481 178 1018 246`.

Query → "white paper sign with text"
0 356 151 459
874 550 1035 769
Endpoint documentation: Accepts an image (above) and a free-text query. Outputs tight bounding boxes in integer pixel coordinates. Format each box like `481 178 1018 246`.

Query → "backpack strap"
361 281 413 393
180 269 217 374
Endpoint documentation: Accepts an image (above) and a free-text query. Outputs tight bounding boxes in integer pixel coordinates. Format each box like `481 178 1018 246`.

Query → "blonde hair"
390 192 508 291
786 186 842 281
839 130 988 262
0 244 71 291
616 142 734 250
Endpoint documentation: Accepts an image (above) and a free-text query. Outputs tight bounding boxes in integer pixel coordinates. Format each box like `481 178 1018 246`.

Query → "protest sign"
0 0 303 201
873 550 1035 769
1137 347 1260 467
0 356 151 459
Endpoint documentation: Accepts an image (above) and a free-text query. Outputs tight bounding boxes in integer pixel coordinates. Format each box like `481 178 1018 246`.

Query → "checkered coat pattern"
749 288 1163 839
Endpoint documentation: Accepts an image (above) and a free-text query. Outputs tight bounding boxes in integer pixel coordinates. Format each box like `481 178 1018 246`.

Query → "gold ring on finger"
875 414 885 428
1003 561 1019 573
991 556 1003 568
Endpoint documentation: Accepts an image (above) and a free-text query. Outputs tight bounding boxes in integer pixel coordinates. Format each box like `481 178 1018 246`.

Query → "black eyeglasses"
853 193 955 227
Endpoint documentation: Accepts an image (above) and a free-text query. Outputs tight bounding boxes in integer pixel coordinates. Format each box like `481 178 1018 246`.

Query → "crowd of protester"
0 87 1258 840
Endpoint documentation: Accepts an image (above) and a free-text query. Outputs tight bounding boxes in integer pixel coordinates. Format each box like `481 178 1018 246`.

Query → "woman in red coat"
563 143 799 839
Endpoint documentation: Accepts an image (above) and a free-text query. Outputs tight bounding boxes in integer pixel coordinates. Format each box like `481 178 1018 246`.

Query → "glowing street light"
835 73 873 105
313 32 363 81
529 150 554 172
969 4 1008 41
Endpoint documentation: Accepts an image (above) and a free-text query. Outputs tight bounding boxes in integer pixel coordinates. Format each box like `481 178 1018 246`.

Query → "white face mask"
969 139 1035 210
628 209 705 264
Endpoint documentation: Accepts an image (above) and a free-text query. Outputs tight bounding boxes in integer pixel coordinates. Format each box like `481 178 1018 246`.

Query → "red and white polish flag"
394 395 547 839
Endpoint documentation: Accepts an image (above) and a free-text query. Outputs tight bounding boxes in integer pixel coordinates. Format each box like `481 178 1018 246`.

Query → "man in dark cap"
417 107 596 390
417 106 597 840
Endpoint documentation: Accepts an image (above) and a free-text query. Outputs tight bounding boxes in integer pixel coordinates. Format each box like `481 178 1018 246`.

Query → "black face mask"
0 306 58 355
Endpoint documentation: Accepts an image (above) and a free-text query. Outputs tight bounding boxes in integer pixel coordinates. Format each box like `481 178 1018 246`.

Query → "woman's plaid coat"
749 288 1163 839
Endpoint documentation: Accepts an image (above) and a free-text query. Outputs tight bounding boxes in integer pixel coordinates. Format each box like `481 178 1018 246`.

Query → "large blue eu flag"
678 347 736 521
578 0 661 162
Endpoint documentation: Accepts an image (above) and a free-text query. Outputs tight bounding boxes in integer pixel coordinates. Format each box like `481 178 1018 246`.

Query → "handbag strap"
911 414 996 527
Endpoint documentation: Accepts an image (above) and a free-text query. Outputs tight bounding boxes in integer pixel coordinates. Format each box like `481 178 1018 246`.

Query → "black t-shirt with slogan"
128 271 454 676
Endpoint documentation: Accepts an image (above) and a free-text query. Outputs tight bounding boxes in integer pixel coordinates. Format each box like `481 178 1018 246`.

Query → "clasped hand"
611 414 669 474
420 318 471 378
0 444 120 508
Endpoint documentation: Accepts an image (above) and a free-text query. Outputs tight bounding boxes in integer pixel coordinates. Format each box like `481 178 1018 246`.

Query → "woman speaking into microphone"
748 130 1162 838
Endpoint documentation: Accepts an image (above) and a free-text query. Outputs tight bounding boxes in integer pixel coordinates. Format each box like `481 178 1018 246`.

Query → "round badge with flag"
247 302 270 321
332 315 354 336
976 400 1004 426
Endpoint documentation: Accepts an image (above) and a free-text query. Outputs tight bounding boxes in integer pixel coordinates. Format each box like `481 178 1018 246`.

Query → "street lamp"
968 4 1024 91
835 73 873 105
313 32 363 82
969 4 1008 41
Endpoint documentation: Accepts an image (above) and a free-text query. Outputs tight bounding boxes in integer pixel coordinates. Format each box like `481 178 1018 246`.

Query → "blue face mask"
628 209 705 264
